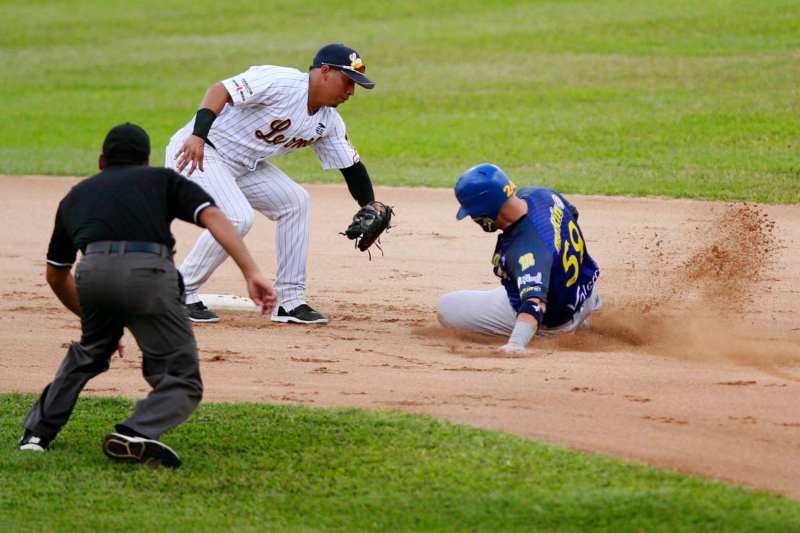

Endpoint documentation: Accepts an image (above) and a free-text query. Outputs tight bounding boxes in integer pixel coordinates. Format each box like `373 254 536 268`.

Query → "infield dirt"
2 176 798 498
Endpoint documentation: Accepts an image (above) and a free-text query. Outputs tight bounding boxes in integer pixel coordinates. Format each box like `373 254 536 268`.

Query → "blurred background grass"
1 0 798 202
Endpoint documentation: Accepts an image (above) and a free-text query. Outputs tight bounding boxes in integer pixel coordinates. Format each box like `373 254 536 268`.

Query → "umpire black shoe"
186 301 220 323
102 433 181 469
271 304 329 324
18 430 51 452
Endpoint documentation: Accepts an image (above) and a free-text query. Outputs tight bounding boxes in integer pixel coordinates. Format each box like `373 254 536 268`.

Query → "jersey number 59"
561 220 585 287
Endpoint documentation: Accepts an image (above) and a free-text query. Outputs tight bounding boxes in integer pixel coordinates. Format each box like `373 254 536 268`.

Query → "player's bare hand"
498 342 525 354
246 272 278 315
116 341 125 358
175 135 206 176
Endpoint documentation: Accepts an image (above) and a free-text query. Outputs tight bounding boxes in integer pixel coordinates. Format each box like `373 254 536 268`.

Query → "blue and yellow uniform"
441 163 601 343
492 187 600 328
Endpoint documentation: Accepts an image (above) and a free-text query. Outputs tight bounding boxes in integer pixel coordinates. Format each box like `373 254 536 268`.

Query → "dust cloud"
550 204 800 379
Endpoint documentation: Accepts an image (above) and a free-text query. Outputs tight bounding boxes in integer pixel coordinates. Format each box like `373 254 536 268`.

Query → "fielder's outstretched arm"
340 161 375 206
499 298 545 353
176 82 232 175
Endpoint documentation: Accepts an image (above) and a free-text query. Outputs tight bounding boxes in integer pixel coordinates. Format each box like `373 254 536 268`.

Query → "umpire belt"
85 241 173 258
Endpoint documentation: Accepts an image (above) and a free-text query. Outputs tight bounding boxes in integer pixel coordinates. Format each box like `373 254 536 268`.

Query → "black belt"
85 241 172 257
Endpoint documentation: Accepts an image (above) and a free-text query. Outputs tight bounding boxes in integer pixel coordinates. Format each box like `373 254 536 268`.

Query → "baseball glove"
343 201 394 255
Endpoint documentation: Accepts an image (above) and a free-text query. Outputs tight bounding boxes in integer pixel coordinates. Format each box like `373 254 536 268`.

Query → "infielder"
437 164 602 353
167 43 383 324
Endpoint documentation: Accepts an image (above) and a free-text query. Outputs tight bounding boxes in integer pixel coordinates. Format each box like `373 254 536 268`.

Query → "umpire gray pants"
24 252 202 441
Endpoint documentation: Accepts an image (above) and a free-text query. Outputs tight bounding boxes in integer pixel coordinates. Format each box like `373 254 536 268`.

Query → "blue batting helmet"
454 163 515 220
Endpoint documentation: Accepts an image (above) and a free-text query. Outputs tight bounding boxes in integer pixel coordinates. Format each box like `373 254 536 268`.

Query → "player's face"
322 68 356 107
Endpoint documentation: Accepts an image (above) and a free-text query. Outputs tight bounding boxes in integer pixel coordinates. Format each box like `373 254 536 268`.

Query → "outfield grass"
1 0 798 202
1 393 799 531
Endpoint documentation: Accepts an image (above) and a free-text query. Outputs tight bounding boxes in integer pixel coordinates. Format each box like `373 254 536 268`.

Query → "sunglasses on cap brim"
320 62 367 74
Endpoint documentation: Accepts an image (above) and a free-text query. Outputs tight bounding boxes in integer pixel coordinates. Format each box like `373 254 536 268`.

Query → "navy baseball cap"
310 43 375 89
102 123 150 163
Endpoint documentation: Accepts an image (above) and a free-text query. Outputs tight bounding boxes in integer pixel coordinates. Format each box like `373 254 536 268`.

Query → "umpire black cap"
102 123 150 164
310 44 375 89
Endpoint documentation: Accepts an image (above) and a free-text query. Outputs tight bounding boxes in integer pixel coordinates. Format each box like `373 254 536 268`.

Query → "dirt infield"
2 175 798 498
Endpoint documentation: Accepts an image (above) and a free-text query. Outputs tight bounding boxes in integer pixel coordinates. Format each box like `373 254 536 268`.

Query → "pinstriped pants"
165 135 310 310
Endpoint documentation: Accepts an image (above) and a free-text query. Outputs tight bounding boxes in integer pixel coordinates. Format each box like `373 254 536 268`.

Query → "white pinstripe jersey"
188 66 360 171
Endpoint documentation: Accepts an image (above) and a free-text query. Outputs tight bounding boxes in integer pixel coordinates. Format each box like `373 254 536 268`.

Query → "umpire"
18 123 276 468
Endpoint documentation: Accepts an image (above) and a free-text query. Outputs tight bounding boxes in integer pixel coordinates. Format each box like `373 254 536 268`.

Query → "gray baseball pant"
24 252 202 441
437 286 602 337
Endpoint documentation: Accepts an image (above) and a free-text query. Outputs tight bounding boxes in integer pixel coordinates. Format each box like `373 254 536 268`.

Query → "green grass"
1 0 798 202
1 393 799 531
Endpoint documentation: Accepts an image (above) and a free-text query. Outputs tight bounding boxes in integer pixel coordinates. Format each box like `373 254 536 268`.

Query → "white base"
198 293 258 312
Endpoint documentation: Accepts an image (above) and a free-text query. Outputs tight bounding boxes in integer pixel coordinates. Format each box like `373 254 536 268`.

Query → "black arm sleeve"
46 203 78 267
165 169 216 226
339 161 375 207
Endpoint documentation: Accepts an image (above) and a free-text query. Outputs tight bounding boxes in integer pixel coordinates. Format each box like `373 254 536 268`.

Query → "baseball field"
2 0 800 531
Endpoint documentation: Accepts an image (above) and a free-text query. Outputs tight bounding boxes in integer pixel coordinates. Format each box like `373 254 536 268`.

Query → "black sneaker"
186 301 219 323
18 430 50 452
102 433 181 469
271 304 328 324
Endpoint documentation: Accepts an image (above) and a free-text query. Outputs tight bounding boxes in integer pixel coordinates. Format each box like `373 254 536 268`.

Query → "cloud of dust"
553 203 800 379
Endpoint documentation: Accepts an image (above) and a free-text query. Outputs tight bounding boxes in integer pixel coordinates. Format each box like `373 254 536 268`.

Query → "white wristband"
508 320 536 347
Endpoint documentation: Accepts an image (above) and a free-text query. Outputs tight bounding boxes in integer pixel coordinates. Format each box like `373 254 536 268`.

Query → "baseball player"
19 123 276 467
437 164 602 353
167 43 383 324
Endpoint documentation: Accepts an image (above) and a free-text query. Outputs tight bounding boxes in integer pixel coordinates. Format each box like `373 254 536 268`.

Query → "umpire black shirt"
46 165 215 268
